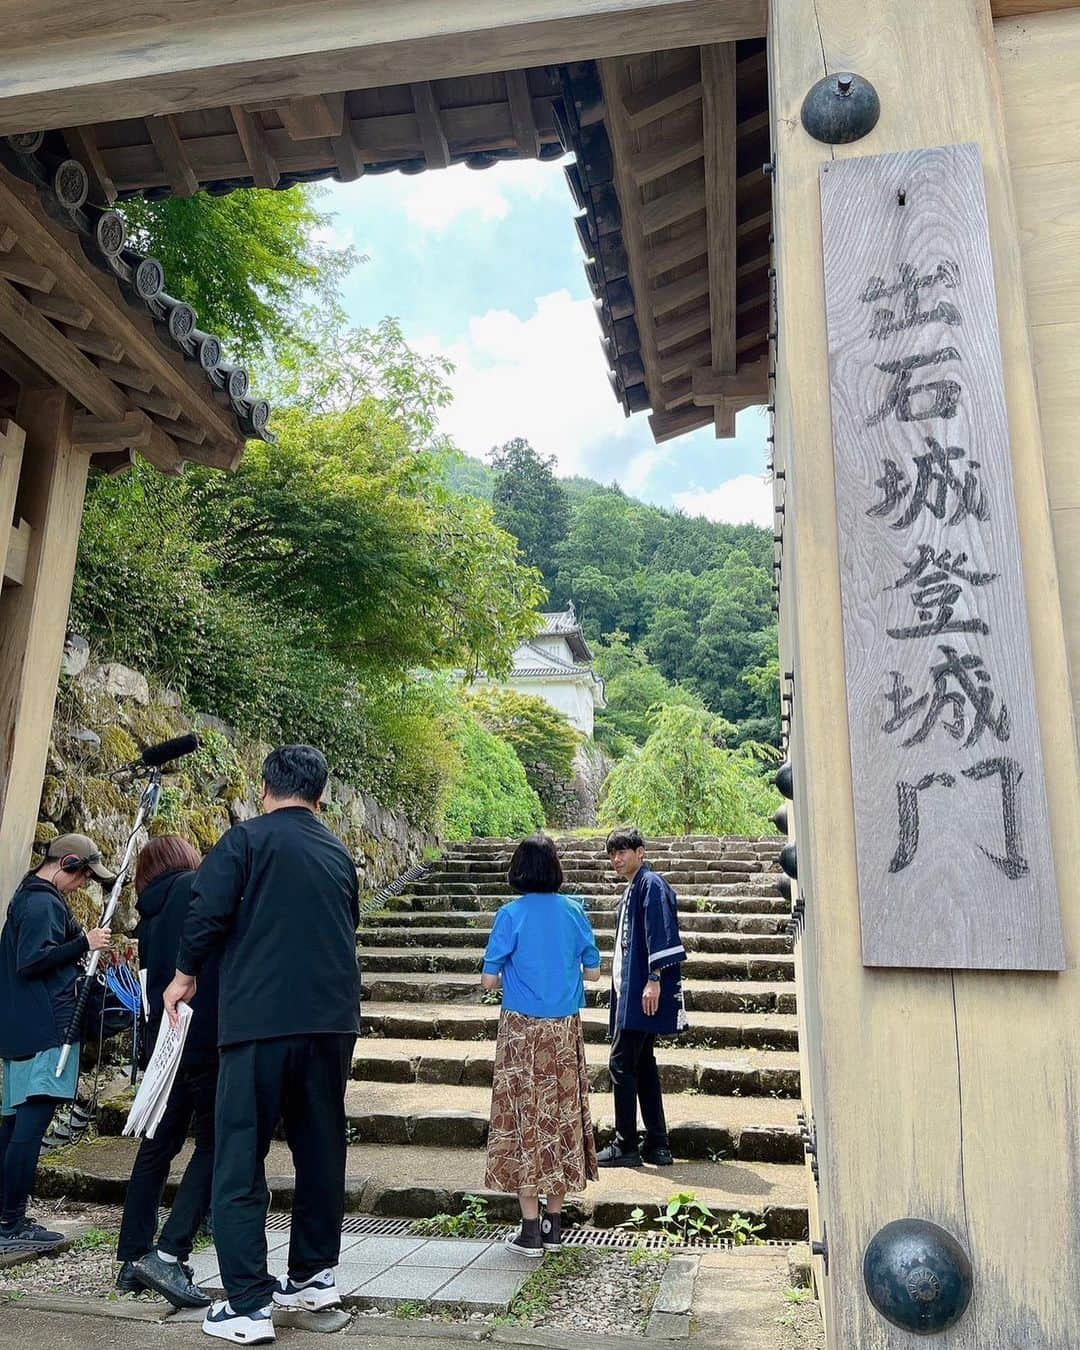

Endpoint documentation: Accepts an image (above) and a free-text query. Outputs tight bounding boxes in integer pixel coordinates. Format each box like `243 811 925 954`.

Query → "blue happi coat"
609 864 688 1036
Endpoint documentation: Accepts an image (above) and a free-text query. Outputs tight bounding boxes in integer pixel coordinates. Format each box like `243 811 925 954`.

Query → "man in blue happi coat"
597 827 687 1168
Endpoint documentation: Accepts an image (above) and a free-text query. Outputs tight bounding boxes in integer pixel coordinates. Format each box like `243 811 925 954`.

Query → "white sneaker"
272 1269 339 1311
203 1300 276 1343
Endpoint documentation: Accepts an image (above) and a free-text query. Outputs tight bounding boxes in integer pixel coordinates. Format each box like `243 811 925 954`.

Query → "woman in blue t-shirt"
481 834 600 1257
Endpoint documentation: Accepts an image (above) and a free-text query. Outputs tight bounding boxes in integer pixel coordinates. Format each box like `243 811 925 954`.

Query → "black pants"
117 1055 218 1262
609 1027 668 1152
0 1096 57 1227
213 1034 354 1315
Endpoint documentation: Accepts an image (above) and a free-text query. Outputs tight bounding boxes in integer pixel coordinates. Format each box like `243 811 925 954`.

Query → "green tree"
489 438 570 592
442 716 545 841
592 632 704 754
467 686 580 823
121 187 355 356
599 706 780 836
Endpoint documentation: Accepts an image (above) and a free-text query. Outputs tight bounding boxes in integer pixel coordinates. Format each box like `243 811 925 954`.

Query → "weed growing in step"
499 1247 591 1324
480 988 502 1006
621 1193 766 1246
783 1286 814 1304
393 1300 431 1320
74 1227 116 1251
413 1194 492 1238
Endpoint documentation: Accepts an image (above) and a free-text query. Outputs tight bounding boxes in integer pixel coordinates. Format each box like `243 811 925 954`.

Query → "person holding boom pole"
0 835 114 1252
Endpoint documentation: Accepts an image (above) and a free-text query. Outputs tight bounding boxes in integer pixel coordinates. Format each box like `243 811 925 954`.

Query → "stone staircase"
39 835 809 1241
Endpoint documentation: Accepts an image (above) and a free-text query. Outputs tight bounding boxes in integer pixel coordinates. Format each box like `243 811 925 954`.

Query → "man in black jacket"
164 746 360 1347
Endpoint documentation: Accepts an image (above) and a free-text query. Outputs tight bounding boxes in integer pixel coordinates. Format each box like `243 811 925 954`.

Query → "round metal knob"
863 1219 973 1335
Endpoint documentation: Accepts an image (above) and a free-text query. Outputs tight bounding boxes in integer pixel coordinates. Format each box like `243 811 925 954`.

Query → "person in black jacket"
115 833 221 1310
164 745 360 1347
0 834 113 1252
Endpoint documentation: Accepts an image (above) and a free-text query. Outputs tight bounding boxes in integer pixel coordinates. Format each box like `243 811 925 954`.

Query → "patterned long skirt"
485 1009 599 1196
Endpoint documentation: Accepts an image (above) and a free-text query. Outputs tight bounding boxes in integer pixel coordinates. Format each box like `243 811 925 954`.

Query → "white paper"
138 969 150 1019
122 1003 193 1139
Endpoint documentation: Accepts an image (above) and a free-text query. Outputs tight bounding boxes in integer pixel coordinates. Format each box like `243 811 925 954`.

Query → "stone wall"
35 639 438 929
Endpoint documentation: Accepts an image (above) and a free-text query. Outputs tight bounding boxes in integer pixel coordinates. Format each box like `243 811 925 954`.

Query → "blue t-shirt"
482 893 600 1019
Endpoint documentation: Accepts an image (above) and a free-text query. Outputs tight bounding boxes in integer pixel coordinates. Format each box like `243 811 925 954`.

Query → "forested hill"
442 442 779 750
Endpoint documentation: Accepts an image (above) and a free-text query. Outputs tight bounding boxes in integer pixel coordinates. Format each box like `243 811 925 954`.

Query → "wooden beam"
0 417 24 595
648 402 713 442
410 82 451 169
655 298 711 350
0 278 126 419
0 226 14 253
329 123 365 181
0 388 89 907
29 291 92 329
128 388 183 422
62 126 117 204
505 70 540 158
279 92 345 140
658 334 711 380
702 42 738 441
105 362 156 393
146 114 200 196
0 166 241 454
70 408 154 453
642 182 705 235
0 255 56 293
61 326 124 362
229 106 280 188
652 267 709 316
3 518 31 586
691 357 770 403
630 132 705 186
623 67 703 130
992 0 1080 14
647 225 707 278
0 0 768 133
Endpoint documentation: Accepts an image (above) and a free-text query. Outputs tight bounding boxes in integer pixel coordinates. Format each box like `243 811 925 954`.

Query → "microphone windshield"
141 733 200 768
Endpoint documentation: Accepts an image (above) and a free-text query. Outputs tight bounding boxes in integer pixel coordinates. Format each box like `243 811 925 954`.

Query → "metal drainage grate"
266 1213 798 1251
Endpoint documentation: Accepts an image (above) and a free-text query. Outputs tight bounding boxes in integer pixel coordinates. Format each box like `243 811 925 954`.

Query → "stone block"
80 662 150 704
399 1239 489 1268
735 1126 802 1164
461 1055 495 1087
653 1255 698 1315
410 1111 487 1148
431 1267 530 1310
351 1265 453 1304
61 634 89 677
349 1111 411 1146
352 1053 415 1084
416 1056 464 1086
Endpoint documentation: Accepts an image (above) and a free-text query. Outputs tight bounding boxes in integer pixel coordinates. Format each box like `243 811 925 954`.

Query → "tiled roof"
1 132 274 449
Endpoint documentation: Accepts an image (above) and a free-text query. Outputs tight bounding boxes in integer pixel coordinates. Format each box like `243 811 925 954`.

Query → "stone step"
394 888 787 911
361 926 793 955
361 976 798 1015
447 835 783 851
367 910 789 935
38 1137 808 1237
419 865 777 888
431 856 776 877
361 1002 799 1050
350 1037 801 1097
360 949 795 982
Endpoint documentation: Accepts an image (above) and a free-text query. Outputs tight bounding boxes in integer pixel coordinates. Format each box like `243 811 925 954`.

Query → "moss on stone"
34 821 59 846
99 725 139 772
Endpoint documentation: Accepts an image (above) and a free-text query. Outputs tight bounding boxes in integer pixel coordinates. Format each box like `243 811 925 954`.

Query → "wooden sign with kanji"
820 141 1064 970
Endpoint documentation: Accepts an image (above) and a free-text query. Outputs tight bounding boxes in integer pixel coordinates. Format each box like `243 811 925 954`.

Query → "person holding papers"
164 745 360 1346
116 834 220 1310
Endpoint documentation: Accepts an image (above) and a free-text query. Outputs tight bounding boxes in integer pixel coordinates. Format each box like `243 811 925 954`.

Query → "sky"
318 158 772 527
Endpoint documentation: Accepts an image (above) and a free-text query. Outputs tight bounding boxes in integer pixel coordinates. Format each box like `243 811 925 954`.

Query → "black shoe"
597 1142 643 1168
0 1218 65 1251
132 1250 211 1310
641 1144 674 1166
116 1260 145 1293
505 1220 544 1258
540 1213 562 1251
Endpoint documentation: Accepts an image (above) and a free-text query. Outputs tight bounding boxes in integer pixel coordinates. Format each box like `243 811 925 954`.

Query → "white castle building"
476 605 606 738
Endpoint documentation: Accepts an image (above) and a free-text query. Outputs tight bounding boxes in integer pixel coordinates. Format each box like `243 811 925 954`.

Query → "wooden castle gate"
1 0 1079 1342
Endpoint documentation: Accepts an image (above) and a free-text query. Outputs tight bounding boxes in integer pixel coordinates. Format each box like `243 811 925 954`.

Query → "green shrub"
466 686 579 825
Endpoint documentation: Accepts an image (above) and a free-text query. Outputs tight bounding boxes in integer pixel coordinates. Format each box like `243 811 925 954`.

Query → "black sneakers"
116 1260 143 1293
540 1212 562 1251
0 1218 65 1250
597 1141 643 1168
131 1250 211 1309
641 1144 674 1166
505 1218 544 1257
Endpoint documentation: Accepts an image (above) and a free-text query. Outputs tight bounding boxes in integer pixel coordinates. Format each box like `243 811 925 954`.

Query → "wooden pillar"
0 417 25 582
0 388 88 907
769 0 1080 1344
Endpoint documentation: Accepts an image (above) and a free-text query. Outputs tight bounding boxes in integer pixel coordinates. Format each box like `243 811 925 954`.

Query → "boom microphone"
133 733 201 770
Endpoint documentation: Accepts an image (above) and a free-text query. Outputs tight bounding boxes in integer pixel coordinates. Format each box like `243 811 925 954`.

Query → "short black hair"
605 826 645 855
507 834 564 894
262 745 329 805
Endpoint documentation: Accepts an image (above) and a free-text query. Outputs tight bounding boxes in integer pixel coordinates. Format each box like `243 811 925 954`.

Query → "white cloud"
672 474 775 528
392 159 564 233
416 288 639 475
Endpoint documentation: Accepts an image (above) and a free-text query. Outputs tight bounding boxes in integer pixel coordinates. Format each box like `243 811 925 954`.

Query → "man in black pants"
597 828 687 1169
165 746 360 1346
